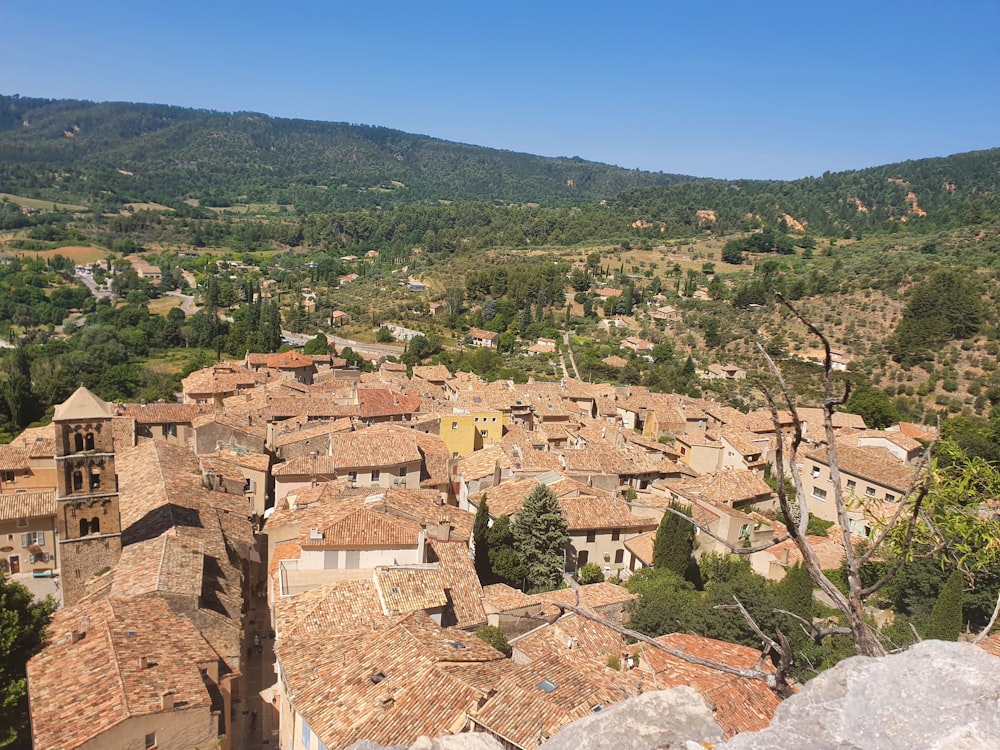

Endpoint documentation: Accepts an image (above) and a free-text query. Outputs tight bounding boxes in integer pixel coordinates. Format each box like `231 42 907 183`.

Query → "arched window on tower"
85 433 95 451
90 517 100 534
79 518 90 536
74 433 84 452
73 471 84 492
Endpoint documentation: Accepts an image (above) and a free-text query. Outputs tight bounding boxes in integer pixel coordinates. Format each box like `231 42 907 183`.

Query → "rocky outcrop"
540 687 723 750
719 641 1000 750
349 642 1000 750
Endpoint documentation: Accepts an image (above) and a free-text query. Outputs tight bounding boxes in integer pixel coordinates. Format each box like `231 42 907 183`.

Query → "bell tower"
53 386 122 606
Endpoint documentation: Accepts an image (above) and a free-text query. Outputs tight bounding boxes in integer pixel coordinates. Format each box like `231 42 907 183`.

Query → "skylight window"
370 671 387 684
537 679 556 692
450 641 468 649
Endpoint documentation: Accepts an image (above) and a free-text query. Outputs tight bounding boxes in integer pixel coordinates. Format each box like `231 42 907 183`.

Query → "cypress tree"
473 496 492 584
924 569 964 641
512 485 569 592
652 502 695 577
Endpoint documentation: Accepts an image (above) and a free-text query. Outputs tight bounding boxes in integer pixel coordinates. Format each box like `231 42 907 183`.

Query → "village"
0 339 948 750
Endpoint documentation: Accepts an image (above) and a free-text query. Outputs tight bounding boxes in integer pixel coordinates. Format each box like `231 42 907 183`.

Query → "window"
399 467 407 478
885 493 896 503
145 733 156 749
811 486 827 501
480 429 488 437
586 531 596 543
847 480 857 491
166 423 177 437
611 529 621 541
371 470 380 484
492 417 497 423
811 466 820 479
74 433 84 452
451 422 459 430
614 549 624 564
84 433 95 451
577 550 589 567
739 523 752 538
73 471 84 492
865 487 876 497
21 531 44 547
347 471 357 483
301 717 312 747
0 470 13 483
91 472 101 490
679 446 687 455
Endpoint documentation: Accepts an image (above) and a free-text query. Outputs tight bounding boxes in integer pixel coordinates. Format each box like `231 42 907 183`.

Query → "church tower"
53 387 122 606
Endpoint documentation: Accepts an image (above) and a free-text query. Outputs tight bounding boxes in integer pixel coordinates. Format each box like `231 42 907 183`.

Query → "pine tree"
473 497 492 584
652 502 695 577
512 484 569 592
923 569 964 641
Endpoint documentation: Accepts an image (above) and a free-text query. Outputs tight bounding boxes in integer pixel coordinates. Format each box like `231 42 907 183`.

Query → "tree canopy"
512 485 569 592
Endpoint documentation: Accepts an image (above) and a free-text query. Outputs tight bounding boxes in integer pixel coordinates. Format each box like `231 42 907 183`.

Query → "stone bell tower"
53 386 122 606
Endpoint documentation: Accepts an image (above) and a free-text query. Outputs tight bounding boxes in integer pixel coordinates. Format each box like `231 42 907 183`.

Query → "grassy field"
123 202 174 212
18 245 109 263
148 296 182 316
0 193 88 212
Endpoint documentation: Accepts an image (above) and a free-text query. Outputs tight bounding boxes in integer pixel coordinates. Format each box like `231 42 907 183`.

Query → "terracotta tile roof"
108 535 204 599
274 578 399 640
27 597 217 750
277 612 502 749
763 531 847 572
473 475 656 532
427 540 487 629
842 429 923 453
482 583 536 612
506 444 565 473
272 455 337 477
512 611 629 664
305 506 423 549
358 388 422 419
0 491 55 521
364 487 476 541
53 386 113 422
266 350 316 369
468 327 499 341
412 365 451 383
638 633 782 736
181 364 265 396
374 565 449 615
273 419 352 448
111 417 136 450
119 402 201 424
460 445 512 481
796 407 867 431
531 582 636 611
806 443 919 493
333 429 422 468
192 410 268 439
601 355 628 368
13 424 57 456
0 443 29 471
667 470 774 507
623 529 655 565
213 447 271 472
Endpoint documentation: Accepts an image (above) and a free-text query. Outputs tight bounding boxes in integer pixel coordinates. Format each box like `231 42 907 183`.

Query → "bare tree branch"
715 596 793 696
550 601 784 694
971 591 1000 645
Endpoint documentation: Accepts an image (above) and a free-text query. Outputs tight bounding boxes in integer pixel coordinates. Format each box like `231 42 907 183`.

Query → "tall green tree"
472 497 492 584
486 515 525 588
923 569 964 641
512 485 569 592
1 574 55 749
2 344 39 432
652 503 695 576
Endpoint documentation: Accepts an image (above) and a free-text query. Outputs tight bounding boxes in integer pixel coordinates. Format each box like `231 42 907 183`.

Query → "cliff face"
717 641 1000 750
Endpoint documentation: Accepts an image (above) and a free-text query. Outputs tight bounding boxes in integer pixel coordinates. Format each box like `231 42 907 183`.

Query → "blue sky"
2 1 997 180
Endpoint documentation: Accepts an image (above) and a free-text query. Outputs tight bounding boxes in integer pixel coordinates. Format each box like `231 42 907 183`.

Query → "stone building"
53 387 123 606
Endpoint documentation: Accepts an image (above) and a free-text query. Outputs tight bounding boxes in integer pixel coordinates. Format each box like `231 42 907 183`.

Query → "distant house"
407 280 428 292
126 255 162 284
329 309 351 327
428 301 447 317
468 328 499 349
649 305 681 322
526 338 557 354
621 336 654 353
705 363 747 381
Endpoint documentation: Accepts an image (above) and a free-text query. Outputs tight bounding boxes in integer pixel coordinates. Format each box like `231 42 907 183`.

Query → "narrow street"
232 550 277 748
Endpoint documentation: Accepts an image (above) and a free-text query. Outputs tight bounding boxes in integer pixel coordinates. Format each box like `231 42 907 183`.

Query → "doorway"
8 555 20 574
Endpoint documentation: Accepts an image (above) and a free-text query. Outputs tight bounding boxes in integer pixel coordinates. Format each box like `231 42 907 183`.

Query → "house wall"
439 412 507 458
565 528 654 577
76 705 218 750
297 546 420 570
800 457 903 526
2 461 56 492
135 423 194 449
676 442 721 475
0 515 58 574
193 423 266 456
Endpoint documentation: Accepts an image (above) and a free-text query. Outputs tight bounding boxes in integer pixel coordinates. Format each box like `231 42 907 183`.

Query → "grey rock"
719 640 1000 750
347 735 505 750
539 686 724 750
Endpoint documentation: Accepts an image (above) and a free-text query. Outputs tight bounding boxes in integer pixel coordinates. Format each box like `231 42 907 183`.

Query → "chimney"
161 691 174 711
139 656 149 669
71 630 86 643
437 519 452 541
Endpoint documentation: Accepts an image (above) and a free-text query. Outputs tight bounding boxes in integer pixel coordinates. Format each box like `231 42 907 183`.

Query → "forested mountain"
612 149 1000 237
0 95 692 210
